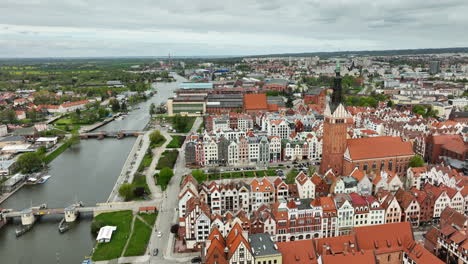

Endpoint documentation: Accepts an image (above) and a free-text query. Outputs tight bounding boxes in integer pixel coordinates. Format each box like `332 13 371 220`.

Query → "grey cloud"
0 0 467 57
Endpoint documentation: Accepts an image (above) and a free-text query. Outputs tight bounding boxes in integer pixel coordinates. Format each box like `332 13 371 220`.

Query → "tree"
170 224 179 234
149 103 156 116
110 99 120 112
447 95 454 99
409 155 424 168
149 130 164 146
387 100 395 108
118 183 135 201
120 102 127 112
16 152 44 173
67 132 80 146
158 167 174 187
191 170 207 183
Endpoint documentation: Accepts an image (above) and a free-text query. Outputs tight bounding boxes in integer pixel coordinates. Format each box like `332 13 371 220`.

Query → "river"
0 74 185 264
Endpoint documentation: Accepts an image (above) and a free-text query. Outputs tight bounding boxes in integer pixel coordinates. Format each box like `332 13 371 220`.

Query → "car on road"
153 249 159 256
191 257 202 263
157 231 162 237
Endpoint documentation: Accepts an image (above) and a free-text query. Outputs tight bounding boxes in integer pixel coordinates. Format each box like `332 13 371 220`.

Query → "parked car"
153 249 159 256
157 231 162 237
191 257 202 263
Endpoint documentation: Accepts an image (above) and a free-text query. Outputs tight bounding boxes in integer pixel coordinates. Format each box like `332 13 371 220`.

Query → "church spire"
330 59 343 113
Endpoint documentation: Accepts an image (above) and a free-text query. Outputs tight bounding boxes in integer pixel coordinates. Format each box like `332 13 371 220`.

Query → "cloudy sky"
1 0 467 58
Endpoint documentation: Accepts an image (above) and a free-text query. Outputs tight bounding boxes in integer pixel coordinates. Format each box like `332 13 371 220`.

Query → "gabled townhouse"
380 192 402 224
220 183 239 214
208 182 222 215
250 178 275 212
363 195 385 226
273 178 289 201
227 140 239 166
319 196 338 238
349 193 369 227
395 188 421 227
372 170 404 194
409 187 435 225
204 224 254 264
295 172 315 199
424 183 451 222
183 197 212 249
268 136 281 162
311 173 329 197
349 168 373 195
333 194 354 235
440 184 465 214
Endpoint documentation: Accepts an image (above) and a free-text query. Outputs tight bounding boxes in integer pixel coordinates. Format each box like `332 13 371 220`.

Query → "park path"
145 130 172 199
121 215 136 258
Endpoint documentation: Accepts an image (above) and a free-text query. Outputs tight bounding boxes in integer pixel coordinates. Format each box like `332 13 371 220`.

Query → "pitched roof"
353 222 414 254
276 239 318 264
346 136 414 160
315 234 357 255
321 250 376 264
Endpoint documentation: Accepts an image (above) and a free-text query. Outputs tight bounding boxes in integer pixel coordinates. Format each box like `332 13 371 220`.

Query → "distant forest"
243 47 468 59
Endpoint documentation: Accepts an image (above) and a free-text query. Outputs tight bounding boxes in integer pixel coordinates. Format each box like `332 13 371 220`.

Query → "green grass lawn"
123 218 152 257
156 150 179 169
43 141 72 164
137 152 153 172
208 173 219 180
265 169 277 176
255 170 266 177
231 172 243 178
244 171 255 177
166 136 186 148
138 212 157 226
286 168 299 184
220 172 232 179
92 210 133 261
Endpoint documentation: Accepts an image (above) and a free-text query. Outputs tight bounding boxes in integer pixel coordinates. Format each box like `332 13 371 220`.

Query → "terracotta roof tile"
347 136 414 160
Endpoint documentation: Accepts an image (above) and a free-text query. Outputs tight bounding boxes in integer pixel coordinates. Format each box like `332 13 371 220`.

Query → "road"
147 117 202 264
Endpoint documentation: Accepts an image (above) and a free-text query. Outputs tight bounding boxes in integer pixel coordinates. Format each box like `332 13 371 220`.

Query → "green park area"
91 210 157 261
166 135 186 148
156 150 179 170
91 211 133 261
191 169 278 183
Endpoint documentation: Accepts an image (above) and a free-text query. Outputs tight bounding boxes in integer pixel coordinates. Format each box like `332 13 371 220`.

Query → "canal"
0 74 185 264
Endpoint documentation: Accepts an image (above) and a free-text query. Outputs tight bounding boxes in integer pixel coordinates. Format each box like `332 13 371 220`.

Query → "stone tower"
319 61 351 175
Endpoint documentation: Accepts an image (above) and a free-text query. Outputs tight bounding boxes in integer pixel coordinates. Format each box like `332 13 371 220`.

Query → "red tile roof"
347 136 414 160
276 239 318 264
321 250 376 264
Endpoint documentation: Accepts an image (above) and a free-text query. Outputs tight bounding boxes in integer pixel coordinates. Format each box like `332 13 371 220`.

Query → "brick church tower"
319 62 351 176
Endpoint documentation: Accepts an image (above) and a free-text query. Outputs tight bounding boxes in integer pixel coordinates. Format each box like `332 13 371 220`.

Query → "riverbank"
0 76 184 264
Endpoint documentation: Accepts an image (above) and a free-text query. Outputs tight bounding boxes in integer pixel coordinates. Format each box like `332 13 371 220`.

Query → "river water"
0 75 184 264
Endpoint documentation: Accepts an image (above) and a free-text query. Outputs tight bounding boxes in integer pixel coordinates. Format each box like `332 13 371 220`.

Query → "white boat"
27 177 38 182
37 175 51 184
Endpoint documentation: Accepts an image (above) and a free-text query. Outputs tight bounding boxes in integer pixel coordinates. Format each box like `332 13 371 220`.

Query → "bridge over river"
79 130 145 139
1 200 157 226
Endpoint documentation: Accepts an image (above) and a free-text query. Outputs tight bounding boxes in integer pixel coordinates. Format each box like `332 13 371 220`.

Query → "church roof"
346 136 414 160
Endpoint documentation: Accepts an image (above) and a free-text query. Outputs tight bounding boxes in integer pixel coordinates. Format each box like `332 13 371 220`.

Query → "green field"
166 136 186 148
91 211 133 261
138 212 158 226
123 218 152 257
